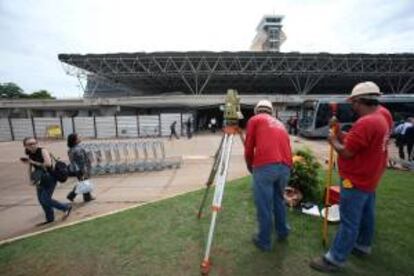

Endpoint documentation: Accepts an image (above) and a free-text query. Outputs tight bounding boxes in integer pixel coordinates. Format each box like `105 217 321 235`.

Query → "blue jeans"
252 163 291 249
36 173 70 222
325 185 376 267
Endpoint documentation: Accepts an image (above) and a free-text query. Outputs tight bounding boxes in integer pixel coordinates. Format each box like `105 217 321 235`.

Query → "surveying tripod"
197 89 245 275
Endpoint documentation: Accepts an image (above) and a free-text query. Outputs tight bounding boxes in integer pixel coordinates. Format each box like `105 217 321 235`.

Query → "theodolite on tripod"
198 89 245 275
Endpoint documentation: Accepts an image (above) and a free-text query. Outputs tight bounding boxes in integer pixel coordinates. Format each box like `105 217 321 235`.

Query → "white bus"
299 94 414 138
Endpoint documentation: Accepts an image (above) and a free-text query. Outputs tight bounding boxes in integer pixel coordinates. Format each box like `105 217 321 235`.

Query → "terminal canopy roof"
58 51 414 96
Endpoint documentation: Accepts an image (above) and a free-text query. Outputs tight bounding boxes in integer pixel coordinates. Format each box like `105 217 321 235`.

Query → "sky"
1 0 413 98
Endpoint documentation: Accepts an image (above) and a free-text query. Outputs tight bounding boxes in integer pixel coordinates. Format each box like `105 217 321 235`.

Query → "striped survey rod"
322 102 338 247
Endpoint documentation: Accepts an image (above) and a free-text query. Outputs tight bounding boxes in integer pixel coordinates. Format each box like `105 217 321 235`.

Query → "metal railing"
82 140 182 175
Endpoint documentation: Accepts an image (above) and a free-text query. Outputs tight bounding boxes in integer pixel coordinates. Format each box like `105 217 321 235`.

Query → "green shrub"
288 147 322 202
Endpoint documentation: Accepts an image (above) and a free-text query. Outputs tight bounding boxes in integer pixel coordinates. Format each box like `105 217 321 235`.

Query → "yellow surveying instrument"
223 89 243 124
198 89 244 275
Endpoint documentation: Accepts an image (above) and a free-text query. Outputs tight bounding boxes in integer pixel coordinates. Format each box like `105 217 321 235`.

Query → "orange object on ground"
327 186 340 205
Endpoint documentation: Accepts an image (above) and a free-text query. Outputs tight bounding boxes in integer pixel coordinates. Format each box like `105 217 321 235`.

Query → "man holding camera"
21 137 72 225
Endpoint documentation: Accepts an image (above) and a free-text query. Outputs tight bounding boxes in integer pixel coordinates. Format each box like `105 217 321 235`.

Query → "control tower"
251 15 286 52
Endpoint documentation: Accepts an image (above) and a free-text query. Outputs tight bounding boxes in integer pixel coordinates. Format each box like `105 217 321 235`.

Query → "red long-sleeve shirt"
338 111 388 192
244 113 292 168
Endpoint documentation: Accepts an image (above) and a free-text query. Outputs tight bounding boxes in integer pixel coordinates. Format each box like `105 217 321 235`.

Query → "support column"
180 113 184 136
115 114 119 138
136 112 140 138
31 116 37 139
8 117 15 141
71 116 76 133
93 115 97 138
59 116 64 139
158 113 162 137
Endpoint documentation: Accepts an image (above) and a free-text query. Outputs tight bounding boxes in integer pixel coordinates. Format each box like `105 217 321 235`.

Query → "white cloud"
0 0 413 98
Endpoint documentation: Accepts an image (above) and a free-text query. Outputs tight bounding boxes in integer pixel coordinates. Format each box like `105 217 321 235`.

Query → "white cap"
254 100 273 114
349 81 382 100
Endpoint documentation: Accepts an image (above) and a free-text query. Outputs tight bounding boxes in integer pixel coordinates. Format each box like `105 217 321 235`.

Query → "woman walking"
21 137 72 225
66 133 95 202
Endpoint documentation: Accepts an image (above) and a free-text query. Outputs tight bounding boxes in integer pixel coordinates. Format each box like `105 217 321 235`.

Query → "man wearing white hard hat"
310 81 391 272
244 100 293 251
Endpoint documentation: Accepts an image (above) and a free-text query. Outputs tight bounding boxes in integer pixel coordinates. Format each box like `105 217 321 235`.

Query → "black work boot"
66 191 76 202
83 192 95 202
310 256 341 273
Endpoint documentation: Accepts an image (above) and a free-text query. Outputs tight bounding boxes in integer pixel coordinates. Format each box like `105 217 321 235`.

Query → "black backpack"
51 154 69 183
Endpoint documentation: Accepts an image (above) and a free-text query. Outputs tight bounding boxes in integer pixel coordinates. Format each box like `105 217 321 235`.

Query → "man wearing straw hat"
310 81 391 272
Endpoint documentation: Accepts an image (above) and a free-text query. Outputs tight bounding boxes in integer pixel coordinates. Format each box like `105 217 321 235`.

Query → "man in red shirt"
310 81 390 272
244 100 292 251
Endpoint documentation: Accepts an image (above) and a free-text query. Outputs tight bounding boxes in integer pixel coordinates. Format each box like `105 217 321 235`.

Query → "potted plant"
285 147 322 206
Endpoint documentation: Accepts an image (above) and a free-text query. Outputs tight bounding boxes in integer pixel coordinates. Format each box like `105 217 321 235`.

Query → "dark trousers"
169 130 179 139
396 135 409 160
398 145 405 160
288 125 297 135
36 175 69 222
407 141 414 161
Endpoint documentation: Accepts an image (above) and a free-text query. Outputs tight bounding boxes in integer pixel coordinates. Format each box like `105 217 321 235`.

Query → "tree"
0 82 27 99
28 90 55 99
0 83 55 99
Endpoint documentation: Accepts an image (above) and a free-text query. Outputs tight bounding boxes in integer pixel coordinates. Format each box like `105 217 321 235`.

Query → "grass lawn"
0 170 413 276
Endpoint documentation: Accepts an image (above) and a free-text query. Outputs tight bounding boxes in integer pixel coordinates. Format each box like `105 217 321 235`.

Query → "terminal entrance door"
195 105 254 131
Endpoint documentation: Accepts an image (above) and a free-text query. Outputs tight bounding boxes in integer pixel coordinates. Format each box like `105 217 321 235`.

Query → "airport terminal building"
1 15 413 141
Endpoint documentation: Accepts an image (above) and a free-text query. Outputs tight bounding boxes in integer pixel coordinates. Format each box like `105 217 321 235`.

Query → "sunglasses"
25 142 37 146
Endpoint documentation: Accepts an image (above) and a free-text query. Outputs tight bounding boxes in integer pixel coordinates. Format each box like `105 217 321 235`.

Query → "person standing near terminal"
405 118 414 161
287 116 294 135
244 100 293 251
66 133 95 202
169 121 179 140
210 117 217 133
20 137 72 225
394 118 413 160
186 117 193 139
310 81 389 272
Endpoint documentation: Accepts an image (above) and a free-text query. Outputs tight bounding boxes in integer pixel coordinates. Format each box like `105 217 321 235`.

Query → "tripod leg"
201 134 234 275
197 135 225 219
238 129 245 146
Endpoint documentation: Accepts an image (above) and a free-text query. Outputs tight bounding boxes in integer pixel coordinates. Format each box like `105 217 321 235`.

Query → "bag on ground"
75 179 94 194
